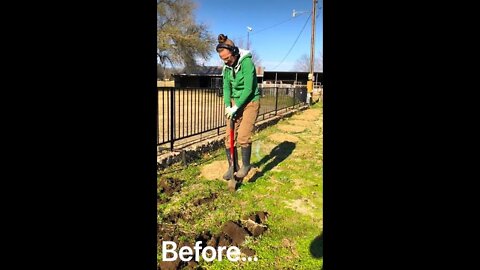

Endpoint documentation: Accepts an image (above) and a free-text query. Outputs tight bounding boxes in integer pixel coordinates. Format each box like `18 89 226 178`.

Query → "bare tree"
157 52 175 79
157 63 174 80
293 52 323 72
234 38 263 68
157 0 215 75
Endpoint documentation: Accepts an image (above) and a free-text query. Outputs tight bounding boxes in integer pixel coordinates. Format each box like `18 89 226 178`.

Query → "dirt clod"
158 212 269 269
256 211 268 223
158 259 182 270
158 178 183 203
193 193 218 206
217 233 233 248
241 247 256 257
222 221 249 245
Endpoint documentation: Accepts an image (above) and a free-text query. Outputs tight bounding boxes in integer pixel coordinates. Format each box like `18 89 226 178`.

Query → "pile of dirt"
200 160 233 180
158 177 183 203
201 160 259 184
158 222 192 270
203 211 269 255
193 193 218 206
241 211 269 237
158 211 269 270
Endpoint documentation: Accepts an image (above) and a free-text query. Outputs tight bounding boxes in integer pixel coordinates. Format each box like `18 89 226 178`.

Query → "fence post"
274 87 279 116
170 87 175 151
182 150 187 167
293 87 296 109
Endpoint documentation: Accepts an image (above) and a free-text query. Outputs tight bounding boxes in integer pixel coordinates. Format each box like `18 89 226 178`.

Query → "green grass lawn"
158 102 323 269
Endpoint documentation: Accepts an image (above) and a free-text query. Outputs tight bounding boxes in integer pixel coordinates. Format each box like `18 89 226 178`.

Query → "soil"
200 160 259 184
158 178 183 203
277 125 306 133
291 114 319 121
268 133 300 143
200 160 233 180
193 193 218 206
284 199 316 218
158 211 269 270
291 109 321 121
239 167 261 183
285 119 311 127
222 221 249 246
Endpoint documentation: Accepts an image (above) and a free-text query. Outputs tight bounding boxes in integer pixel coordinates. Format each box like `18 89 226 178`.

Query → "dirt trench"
158 211 269 270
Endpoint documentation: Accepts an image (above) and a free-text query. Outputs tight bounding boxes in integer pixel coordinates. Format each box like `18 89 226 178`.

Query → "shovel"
228 117 237 191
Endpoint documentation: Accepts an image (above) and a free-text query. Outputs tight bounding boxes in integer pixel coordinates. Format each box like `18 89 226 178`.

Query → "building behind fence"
157 86 307 152
167 66 322 89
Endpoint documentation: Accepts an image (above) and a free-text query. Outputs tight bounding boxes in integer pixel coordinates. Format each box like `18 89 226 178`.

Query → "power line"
231 16 298 41
316 6 323 18
272 12 312 70
250 17 296 36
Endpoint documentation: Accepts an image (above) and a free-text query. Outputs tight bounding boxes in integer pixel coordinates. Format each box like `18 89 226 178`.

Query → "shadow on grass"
310 232 323 259
246 141 296 183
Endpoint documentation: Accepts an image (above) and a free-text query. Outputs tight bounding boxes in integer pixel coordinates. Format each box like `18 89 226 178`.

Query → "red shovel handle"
229 118 236 173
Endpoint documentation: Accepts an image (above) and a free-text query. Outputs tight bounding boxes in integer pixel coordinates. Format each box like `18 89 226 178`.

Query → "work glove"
225 107 230 117
225 105 238 119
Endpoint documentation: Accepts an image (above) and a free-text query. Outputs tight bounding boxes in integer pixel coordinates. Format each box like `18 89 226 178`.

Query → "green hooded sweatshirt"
222 49 260 109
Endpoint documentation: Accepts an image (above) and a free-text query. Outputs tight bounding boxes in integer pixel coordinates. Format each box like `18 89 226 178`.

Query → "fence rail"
158 86 307 151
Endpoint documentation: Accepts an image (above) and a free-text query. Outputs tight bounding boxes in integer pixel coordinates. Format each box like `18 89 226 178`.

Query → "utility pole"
307 0 317 105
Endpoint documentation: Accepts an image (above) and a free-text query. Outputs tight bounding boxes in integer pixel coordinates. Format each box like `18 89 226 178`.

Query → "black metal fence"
158 86 307 151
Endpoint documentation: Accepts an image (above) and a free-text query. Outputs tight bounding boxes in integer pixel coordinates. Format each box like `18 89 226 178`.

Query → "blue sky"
194 0 323 71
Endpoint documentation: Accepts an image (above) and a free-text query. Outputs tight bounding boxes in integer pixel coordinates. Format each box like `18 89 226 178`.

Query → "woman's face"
219 49 235 66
